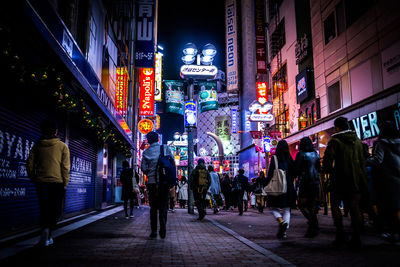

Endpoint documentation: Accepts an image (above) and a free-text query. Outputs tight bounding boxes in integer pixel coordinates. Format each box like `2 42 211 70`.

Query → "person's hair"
181 176 187 182
379 120 400 139
208 165 214 172
259 171 265 178
40 119 57 136
122 160 129 169
299 137 314 152
198 158 205 165
146 131 159 144
334 117 349 131
238 169 244 175
275 140 293 163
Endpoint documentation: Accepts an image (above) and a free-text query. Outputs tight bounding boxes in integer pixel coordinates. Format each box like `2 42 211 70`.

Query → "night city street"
1 0 400 266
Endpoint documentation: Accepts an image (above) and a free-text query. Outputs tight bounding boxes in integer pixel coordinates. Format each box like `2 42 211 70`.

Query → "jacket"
141 143 161 184
209 171 221 195
120 168 138 200
177 181 188 200
27 137 70 187
189 163 211 191
322 130 368 194
295 151 320 185
233 174 249 192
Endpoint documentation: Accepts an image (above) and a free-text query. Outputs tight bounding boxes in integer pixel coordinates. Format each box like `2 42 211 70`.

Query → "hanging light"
181 55 196 64
200 55 213 65
202 43 217 57
174 132 181 140
183 43 198 56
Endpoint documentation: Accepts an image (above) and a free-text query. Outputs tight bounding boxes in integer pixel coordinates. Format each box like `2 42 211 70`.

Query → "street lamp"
180 42 217 214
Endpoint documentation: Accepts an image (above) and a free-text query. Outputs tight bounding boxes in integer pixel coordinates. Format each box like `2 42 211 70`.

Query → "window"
324 13 336 44
271 18 286 58
272 64 288 99
345 0 374 28
327 82 341 113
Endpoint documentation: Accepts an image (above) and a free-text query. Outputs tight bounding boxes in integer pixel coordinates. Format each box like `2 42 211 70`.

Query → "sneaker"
36 228 49 247
125 216 129 219
277 222 288 239
159 229 166 239
46 237 54 246
149 232 157 238
130 215 134 218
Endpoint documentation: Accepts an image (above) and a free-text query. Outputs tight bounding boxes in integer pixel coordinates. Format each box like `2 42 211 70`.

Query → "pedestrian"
120 160 139 219
254 171 267 213
169 185 176 212
323 117 368 248
232 169 250 215
190 158 211 220
295 137 321 238
177 176 188 208
208 165 222 214
27 119 70 247
265 140 296 240
141 131 172 239
366 121 400 244
221 173 233 210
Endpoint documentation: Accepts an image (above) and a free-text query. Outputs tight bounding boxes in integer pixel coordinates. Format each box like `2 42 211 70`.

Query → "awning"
24 0 135 149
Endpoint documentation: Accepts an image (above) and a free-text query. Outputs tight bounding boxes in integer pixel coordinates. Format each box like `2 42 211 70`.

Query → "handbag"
264 156 287 196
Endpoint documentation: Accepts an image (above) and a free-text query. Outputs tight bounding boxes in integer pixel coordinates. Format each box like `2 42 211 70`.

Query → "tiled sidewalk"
1 207 287 266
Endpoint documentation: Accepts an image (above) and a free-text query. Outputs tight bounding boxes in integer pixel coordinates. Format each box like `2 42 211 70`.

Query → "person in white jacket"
177 176 188 208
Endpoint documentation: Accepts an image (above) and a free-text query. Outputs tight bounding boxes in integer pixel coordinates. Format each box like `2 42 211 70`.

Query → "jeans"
147 184 170 234
193 189 207 217
36 182 65 231
271 207 291 227
236 190 244 214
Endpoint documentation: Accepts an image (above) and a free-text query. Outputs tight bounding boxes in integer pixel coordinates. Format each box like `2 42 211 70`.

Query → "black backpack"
157 145 177 187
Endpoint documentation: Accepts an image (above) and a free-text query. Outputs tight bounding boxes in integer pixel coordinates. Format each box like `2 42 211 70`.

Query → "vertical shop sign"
135 0 155 68
256 82 268 105
154 52 162 101
231 108 238 133
116 67 128 116
198 81 219 113
215 116 231 141
139 68 155 116
225 0 239 92
184 101 197 127
254 0 267 74
165 80 185 115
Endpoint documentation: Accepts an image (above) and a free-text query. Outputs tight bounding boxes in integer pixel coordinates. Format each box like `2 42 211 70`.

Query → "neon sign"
116 67 128 116
256 82 267 105
139 68 155 116
138 119 154 134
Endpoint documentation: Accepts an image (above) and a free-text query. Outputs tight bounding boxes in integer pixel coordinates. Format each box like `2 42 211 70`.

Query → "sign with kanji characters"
116 67 128 116
249 101 274 122
138 119 154 134
180 65 218 79
135 0 155 68
215 115 231 141
254 0 267 74
139 68 155 116
256 82 268 105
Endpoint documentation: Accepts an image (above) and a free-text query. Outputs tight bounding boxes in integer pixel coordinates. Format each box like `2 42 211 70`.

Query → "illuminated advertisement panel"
256 82 267 105
155 53 162 101
116 67 128 116
184 101 197 127
139 68 155 116
135 0 155 68
225 0 239 91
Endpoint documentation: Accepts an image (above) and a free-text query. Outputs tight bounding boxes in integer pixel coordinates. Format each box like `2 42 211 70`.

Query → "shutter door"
64 126 97 215
0 106 64 237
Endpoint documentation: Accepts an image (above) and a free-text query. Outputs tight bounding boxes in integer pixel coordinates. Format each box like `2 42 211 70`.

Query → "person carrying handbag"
265 140 296 240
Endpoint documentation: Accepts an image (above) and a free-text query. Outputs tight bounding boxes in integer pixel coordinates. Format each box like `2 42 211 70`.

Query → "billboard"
215 115 231 141
154 52 162 101
225 0 239 92
184 101 197 127
198 81 218 113
165 80 185 115
116 67 128 116
135 0 155 68
139 68 155 116
256 82 268 105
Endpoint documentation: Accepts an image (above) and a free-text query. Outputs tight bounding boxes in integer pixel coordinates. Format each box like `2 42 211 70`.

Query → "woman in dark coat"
120 160 139 219
254 171 267 213
266 140 296 239
221 173 233 210
367 121 400 244
295 137 321 237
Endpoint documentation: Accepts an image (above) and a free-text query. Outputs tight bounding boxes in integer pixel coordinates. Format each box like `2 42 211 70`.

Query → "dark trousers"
36 182 65 231
124 197 135 216
147 184 169 234
236 190 244 214
193 189 207 217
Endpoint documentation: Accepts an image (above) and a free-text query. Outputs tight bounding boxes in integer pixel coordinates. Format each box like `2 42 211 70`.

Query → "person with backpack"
323 117 368 248
120 160 139 219
233 169 250 216
190 158 211 220
265 140 296 240
295 137 321 238
141 131 176 239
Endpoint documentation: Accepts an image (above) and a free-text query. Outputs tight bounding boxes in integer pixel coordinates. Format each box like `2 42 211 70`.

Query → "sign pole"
187 82 195 214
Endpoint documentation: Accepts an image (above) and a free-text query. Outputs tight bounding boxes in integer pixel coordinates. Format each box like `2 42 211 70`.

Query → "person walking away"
295 137 321 237
169 185 177 212
221 173 233 210
208 165 222 214
27 119 70 247
120 160 139 219
141 131 174 239
177 176 188 208
323 117 368 248
190 158 211 220
265 140 296 240
233 169 250 215
366 121 400 245
255 171 267 213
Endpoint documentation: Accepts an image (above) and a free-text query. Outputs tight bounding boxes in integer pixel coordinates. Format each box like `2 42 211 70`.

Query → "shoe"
130 215 134 218
36 228 49 247
239 212 243 216
277 222 288 239
159 230 166 239
149 232 157 238
46 237 54 246
197 212 205 220
125 216 129 219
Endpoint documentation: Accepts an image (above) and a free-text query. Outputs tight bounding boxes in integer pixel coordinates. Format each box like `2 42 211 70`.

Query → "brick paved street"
1 205 399 267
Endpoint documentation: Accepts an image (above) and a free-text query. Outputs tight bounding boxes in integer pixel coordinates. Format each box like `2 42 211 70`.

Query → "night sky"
157 0 226 143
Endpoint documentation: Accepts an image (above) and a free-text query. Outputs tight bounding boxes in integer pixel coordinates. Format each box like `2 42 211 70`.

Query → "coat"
120 168 138 201
367 138 400 210
177 181 188 200
141 144 172 184
266 156 297 208
27 137 70 187
322 130 368 194
295 151 320 198
209 171 221 195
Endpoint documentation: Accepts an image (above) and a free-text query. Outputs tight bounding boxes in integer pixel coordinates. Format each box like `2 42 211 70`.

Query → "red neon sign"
116 67 128 116
139 68 155 116
256 82 267 105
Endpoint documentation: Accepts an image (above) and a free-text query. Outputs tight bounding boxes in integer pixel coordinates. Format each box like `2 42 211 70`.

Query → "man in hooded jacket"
190 158 211 220
323 117 368 248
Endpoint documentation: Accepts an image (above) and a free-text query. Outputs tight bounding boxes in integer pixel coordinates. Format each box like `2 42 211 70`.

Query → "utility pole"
187 81 195 214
